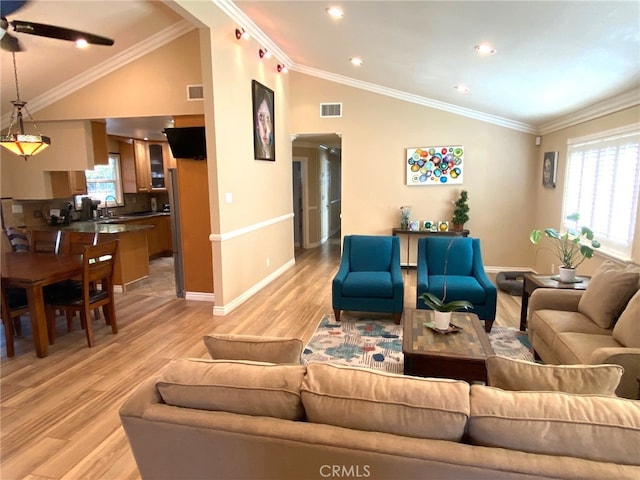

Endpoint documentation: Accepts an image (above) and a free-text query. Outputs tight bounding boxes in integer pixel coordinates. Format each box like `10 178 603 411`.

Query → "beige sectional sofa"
120 353 640 480
528 267 640 399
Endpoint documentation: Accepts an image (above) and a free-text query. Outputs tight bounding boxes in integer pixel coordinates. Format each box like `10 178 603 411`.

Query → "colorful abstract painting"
406 145 464 185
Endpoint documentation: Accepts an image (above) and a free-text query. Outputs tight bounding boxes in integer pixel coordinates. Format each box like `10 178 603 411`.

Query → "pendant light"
0 52 50 160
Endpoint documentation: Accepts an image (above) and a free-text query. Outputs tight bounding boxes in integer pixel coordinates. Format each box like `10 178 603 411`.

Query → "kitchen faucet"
104 195 118 217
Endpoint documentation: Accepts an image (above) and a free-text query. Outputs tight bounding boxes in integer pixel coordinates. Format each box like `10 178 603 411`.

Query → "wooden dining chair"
59 231 100 255
1 287 29 358
44 240 119 348
29 229 63 253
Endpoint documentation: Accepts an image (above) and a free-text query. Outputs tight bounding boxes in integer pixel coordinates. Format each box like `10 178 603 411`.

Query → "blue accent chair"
332 235 404 324
416 236 497 332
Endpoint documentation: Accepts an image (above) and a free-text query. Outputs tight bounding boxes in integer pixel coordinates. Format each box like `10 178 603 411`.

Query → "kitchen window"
74 153 124 210
562 124 640 262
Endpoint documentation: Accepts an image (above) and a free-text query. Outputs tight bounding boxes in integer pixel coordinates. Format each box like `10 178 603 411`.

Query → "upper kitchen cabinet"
50 171 87 197
1 120 109 199
123 140 175 193
91 121 109 165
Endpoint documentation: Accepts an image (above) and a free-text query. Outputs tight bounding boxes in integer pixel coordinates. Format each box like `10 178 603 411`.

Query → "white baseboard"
212 258 296 316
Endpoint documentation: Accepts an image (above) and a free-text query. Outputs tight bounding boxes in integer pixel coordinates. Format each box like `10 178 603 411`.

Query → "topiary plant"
452 190 470 228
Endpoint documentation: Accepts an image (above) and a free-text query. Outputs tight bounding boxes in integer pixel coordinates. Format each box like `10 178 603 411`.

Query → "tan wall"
177 1 294 309
34 30 203 120
530 106 640 275
290 72 538 268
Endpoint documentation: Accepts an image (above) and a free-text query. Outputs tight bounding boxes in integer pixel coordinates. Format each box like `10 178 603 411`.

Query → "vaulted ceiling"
1 1 638 140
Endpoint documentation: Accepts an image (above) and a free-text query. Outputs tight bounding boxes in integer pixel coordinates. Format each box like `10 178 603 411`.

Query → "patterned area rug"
301 314 534 374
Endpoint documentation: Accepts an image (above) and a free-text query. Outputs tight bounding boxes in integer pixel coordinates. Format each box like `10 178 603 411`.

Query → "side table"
519 273 590 331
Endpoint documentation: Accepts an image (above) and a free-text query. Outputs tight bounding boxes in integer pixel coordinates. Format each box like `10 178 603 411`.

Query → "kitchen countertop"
31 212 170 233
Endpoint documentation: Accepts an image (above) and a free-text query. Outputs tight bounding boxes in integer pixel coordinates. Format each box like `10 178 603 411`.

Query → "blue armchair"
416 237 497 332
332 235 404 324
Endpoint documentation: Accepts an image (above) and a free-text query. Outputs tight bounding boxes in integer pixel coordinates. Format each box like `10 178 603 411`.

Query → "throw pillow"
468 385 640 465
486 355 623 396
301 363 470 442
203 333 303 364
594 260 640 288
156 358 306 420
5 227 29 252
613 289 640 348
577 270 639 328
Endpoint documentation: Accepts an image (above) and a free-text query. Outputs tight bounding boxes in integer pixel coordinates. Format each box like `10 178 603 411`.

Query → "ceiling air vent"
320 103 342 118
187 84 204 101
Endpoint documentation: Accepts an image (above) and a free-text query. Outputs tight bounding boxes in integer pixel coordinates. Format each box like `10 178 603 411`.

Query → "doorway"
292 134 342 249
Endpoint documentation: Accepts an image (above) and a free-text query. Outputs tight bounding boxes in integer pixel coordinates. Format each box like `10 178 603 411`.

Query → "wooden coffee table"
403 309 495 383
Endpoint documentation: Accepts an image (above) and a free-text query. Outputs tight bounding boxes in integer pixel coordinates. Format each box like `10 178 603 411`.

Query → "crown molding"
24 20 196 117
213 0 292 66
537 88 640 135
291 64 537 134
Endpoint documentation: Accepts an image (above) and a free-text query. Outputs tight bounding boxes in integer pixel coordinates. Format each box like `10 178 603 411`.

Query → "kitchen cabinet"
49 171 87 197
116 215 172 259
127 140 175 193
91 121 109 165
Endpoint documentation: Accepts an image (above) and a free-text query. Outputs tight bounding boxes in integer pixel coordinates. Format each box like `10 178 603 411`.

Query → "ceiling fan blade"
1 31 23 52
11 19 114 46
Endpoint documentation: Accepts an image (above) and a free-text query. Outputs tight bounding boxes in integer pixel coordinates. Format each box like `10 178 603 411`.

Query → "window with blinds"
563 125 640 261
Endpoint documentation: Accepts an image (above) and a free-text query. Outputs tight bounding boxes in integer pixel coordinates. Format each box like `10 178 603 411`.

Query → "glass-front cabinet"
149 143 166 189
129 140 175 192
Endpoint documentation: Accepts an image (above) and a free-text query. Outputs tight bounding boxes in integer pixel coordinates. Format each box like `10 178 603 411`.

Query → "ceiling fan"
0 0 114 52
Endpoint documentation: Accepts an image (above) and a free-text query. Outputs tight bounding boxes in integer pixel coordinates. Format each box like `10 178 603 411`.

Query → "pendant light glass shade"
1 53 51 159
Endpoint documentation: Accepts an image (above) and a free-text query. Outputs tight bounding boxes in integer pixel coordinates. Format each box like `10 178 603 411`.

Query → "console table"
392 228 470 268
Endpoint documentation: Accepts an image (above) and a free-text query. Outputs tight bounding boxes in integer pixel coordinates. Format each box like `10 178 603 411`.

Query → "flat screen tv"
164 127 207 160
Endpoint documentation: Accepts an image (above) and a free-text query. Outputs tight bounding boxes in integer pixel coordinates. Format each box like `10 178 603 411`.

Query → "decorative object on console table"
451 189 469 231
405 145 464 185
542 151 558 188
399 204 412 230
438 221 449 232
529 213 601 283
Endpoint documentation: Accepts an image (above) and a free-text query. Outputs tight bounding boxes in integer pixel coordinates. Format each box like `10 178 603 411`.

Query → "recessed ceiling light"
349 57 363 66
475 44 496 55
326 7 344 18
454 84 469 93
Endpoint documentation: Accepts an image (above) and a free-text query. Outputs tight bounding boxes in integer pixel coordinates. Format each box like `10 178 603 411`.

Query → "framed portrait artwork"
542 151 558 188
252 80 275 161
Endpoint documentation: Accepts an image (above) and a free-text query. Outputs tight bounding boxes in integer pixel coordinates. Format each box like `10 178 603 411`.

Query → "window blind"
563 126 640 261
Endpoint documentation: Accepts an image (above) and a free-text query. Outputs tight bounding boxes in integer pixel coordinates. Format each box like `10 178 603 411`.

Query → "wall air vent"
320 103 342 118
187 84 204 101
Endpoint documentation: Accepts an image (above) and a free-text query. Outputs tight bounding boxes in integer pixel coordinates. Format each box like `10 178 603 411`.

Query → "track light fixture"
259 48 272 59
277 64 288 73
235 28 249 40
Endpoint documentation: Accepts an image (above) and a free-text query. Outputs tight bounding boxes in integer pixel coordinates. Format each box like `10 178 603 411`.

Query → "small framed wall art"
406 145 464 185
542 151 558 188
252 80 275 161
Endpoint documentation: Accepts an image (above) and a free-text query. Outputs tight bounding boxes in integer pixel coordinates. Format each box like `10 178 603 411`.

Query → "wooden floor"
0 236 522 480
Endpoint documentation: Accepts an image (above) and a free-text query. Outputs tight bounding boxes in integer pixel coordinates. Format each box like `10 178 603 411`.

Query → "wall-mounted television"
164 127 207 160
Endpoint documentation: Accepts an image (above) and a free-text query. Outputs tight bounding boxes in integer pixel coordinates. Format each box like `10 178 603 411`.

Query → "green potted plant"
419 238 473 330
529 213 601 283
451 190 469 231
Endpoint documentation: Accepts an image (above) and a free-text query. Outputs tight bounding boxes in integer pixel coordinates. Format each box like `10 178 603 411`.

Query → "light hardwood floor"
1 236 523 480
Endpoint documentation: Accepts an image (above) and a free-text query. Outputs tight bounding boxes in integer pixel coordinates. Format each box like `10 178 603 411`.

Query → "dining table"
2 251 82 357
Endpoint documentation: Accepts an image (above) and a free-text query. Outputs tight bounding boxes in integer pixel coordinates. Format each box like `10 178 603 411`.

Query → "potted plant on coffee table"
419 292 473 331
529 213 601 283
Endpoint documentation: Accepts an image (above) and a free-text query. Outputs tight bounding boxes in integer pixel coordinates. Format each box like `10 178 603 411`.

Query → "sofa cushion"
553 332 621 364
156 359 305 420
577 270 639 328
468 385 640 465
594 260 640 288
300 363 469 441
203 334 303 364
529 309 610 350
486 355 623 395
613 289 640 348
